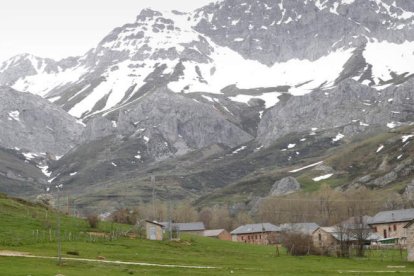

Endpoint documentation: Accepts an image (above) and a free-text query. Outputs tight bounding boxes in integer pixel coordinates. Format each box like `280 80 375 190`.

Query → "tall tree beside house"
335 223 351 257
347 216 372 257
198 207 213 229
173 201 198 222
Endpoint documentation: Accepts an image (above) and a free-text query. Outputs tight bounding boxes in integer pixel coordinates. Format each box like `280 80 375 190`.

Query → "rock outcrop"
270 177 301 196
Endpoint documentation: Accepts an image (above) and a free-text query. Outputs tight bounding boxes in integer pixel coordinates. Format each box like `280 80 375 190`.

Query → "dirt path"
0 251 218 269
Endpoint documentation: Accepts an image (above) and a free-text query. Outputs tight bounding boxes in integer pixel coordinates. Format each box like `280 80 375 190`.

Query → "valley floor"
1 236 414 275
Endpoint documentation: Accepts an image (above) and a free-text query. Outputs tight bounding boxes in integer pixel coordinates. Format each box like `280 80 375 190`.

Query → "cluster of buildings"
145 208 414 261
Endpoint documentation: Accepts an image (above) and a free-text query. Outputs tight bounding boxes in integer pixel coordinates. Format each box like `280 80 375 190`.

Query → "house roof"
160 222 205 231
145 220 165 227
204 229 226 237
318 227 357 241
369 208 414 225
315 226 379 242
230 223 280 235
279 223 319 235
340 216 372 227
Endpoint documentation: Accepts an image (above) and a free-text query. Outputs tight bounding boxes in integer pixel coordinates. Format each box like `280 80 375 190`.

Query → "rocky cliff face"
82 87 253 157
195 0 414 64
0 87 84 156
258 78 414 147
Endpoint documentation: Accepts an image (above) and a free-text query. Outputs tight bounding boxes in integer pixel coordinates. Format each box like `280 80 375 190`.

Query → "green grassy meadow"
1 194 414 275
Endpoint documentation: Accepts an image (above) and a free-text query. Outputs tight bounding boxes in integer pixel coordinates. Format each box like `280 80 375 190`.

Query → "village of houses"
146 207 414 261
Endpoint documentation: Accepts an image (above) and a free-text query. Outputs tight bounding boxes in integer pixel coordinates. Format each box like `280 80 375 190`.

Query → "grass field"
1 194 414 275
1 237 414 275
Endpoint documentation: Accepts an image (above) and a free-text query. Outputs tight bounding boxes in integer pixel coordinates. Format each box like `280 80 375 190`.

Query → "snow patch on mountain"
169 44 354 97
13 65 87 97
8 110 20 121
313 173 334 182
364 41 414 84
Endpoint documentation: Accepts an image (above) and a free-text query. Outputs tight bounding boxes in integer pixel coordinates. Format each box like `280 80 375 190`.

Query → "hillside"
197 124 414 207
1 194 414 275
0 193 129 246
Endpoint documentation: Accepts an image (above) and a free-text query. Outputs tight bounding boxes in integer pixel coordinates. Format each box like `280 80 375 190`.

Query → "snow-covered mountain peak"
2 0 414 120
95 9 212 63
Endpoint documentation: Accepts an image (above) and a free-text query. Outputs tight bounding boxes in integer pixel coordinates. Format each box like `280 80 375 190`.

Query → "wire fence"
0 228 132 246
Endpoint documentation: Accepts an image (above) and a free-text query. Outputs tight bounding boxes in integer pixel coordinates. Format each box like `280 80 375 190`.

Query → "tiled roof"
231 223 280 235
319 227 357 241
145 220 165 227
369 209 414 224
279 223 319 235
204 229 226 237
160 222 205 231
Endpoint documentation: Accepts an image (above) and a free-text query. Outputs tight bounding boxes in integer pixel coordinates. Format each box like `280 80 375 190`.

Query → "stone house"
203 229 232 241
145 220 164 240
369 208 414 245
231 223 281 245
312 226 358 255
404 220 414 261
313 227 341 252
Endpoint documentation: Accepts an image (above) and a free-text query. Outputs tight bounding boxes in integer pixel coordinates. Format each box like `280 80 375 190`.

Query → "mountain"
0 87 84 156
1 0 414 212
3 0 414 121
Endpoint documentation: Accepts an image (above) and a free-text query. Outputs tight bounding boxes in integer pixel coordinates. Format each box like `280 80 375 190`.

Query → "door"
383 229 387 238
150 226 157 240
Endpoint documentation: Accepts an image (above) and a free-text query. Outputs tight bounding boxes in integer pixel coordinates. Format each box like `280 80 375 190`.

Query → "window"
318 233 322 241
393 225 397 231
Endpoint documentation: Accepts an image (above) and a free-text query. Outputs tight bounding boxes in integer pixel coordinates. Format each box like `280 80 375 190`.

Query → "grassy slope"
0 194 129 246
199 125 414 205
1 194 414 275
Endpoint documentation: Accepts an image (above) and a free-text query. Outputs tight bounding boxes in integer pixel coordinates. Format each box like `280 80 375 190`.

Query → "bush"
66 250 79 256
111 208 138 225
281 233 316 256
86 214 99 228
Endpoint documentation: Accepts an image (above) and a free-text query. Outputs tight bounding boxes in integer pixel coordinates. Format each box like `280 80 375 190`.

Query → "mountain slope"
0 147 47 197
0 87 84 156
258 78 414 147
195 0 414 64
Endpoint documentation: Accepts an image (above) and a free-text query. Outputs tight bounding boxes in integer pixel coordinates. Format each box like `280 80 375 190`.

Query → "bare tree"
347 216 371 257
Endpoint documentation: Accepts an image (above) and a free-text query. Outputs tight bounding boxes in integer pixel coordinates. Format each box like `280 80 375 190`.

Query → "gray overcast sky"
0 0 216 63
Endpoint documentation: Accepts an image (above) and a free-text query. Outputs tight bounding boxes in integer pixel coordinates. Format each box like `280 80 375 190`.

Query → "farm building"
160 222 205 235
231 223 281 245
145 220 164 241
312 226 357 255
369 208 414 245
203 229 232 241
